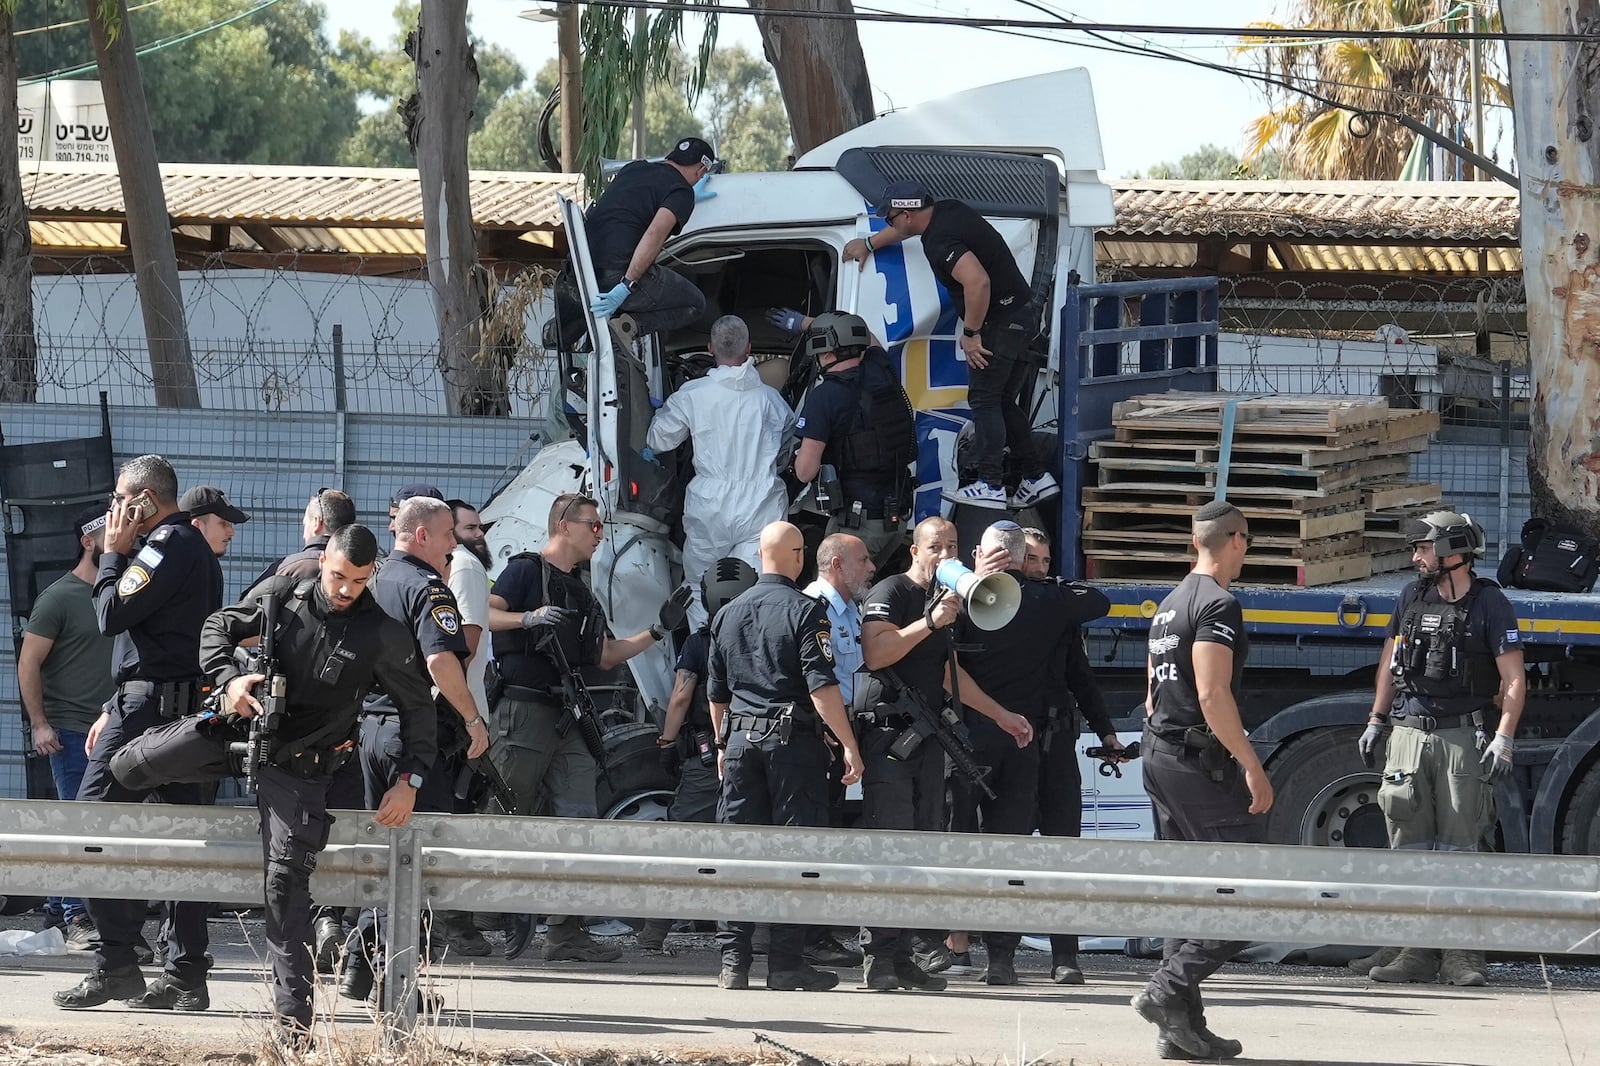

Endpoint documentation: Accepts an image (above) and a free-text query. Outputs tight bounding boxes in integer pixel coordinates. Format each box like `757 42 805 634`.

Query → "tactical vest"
499 552 605 664
834 349 918 481
1391 578 1501 700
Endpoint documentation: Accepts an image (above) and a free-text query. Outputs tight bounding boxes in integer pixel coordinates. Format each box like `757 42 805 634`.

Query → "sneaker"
54 966 145 1009
893 958 948 991
125 973 209 1012
767 966 840 992
912 943 954 974
636 918 673 955
944 950 978 976
1010 473 1061 508
980 953 1018 985
447 930 493 958
863 955 899 991
718 965 750 990
804 933 862 968
1132 989 1209 1058
64 915 97 953
543 930 622 963
943 480 1008 510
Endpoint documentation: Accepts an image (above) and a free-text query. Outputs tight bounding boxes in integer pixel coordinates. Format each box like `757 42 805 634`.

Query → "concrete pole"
558 5 583 173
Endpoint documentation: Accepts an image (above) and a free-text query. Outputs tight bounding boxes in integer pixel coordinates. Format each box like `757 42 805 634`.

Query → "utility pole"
1502 5 1600 538
1467 4 1484 180
558 4 583 172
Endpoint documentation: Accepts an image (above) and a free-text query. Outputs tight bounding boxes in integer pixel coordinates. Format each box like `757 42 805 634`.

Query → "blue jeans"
49 728 90 921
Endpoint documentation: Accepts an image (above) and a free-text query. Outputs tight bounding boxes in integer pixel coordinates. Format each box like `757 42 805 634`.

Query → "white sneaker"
1011 473 1061 508
943 480 1008 510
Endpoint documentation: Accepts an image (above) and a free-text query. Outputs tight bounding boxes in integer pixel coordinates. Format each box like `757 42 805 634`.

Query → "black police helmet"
702 556 758 619
804 311 871 362
1407 509 1485 559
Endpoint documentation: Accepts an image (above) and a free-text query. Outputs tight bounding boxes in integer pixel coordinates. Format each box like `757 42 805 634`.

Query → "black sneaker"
944 950 977 975
53 966 145 1009
1133 989 1209 1058
767 966 840 992
63 915 97 953
125 973 209 1011
894 958 948 991
804 933 862 968
313 915 343 975
911 943 954 974
339 957 374 1002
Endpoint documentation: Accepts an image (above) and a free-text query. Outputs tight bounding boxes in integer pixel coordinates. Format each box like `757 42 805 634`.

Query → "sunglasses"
886 210 906 226
1234 529 1255 547
556 496 603 534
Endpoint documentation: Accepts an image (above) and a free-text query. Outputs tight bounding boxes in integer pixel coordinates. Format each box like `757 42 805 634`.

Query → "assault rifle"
440 701 522 815
538 627 613 789
881 666 996 800
228 590 287 794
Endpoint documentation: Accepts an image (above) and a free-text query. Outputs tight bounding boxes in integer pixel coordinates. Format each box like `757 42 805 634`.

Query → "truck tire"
1558 759 1600 855
1264 727 1389 848
596 722 676 822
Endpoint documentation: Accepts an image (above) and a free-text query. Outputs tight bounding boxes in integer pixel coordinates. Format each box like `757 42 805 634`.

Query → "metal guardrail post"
380 825 422 1037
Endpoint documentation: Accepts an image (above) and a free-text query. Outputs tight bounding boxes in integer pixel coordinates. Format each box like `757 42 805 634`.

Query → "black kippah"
1194 500 1241 522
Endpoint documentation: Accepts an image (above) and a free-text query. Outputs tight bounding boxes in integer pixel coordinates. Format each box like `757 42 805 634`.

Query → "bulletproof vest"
501 552 605 665
1391 578 1501 700
835 350 917 479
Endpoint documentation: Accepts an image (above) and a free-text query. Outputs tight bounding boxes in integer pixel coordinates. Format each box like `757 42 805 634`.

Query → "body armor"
1391 578 1500 700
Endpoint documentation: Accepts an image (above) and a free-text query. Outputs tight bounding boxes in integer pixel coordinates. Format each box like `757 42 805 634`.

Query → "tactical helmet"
804 312 871 361
701 556 758 618
1407 510 1486 559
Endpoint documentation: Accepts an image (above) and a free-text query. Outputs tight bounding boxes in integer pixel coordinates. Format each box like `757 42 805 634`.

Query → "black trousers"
1038 728 1084 966
965 315 1042 485
257 767 333 1028
858 724 946 960
1141 734 1265 1018
962 714 1040 956
716 728 830 973
79 687 211 983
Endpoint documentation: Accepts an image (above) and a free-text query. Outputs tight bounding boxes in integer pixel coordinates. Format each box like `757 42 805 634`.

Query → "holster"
121 678 210 720
1182 725 1234 782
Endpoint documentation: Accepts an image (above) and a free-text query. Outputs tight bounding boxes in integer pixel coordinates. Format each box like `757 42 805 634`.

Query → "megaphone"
935 559 1021 631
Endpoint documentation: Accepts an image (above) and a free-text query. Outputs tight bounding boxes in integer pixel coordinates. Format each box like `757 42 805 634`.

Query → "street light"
518 8 560 22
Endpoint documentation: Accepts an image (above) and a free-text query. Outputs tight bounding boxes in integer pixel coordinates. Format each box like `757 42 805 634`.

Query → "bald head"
759 521 807 580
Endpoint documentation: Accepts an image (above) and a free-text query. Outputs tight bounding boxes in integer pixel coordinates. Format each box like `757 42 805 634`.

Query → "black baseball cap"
666 137 716 168
876 179 934 217
390 483 444 508
75 503 108 539
180 486 251 523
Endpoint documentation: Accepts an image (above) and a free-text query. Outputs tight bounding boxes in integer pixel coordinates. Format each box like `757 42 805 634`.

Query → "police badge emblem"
117 565 151 598
432 605 460 636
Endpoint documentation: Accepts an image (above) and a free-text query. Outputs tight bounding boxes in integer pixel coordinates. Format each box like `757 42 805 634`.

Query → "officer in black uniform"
637 557 760 954
788 312 919 566
950 520 1112 986
1356 510 1524 988
54 455 224 1013
341 494 486 1001
245 488 357 593
708 521 864 992
102 524 436 1046
1135 500 1271 1061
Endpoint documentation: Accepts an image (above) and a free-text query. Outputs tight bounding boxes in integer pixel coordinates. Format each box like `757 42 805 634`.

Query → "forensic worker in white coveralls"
646 314 796 628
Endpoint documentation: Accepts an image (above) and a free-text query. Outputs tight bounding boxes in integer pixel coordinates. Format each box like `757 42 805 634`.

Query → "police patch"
117 565 152 598
817 630 834 664
431 606 460 636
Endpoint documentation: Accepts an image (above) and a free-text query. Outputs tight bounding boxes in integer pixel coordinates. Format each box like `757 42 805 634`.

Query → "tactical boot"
447 929 493 958
543 925 621 963
504 915 535 960
805 931 862 967
1051 954 1085 985
718 965 750 990
767 965 840 992
1347 945 1400 974
1196 1025 1243 1059
1132 989 1209 1059
339 956 375 1002
1440 949 1488 987
53 966 145 1009
893 957 948 991
637 918 673 954
312 914 343 975
980 951 1018 986
125 972 209 1011
1370 947 1441 983
863 954 899 991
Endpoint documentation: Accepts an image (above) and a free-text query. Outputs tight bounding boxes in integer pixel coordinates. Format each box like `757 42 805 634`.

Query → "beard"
462 538 492 568
91 547 104 567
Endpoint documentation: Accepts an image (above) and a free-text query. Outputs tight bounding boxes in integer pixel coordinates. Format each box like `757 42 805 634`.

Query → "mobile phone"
125 489 157 522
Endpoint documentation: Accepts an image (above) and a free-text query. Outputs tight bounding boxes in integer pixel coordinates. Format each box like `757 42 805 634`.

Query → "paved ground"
1 915 1597 1065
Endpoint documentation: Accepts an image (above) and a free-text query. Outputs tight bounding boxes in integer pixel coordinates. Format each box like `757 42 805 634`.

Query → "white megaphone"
935 559 1021 631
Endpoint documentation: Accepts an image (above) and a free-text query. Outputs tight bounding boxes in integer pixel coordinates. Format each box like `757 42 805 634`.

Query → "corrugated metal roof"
1109 180 1520 244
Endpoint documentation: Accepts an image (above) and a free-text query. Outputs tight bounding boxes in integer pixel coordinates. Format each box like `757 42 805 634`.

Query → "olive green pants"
1376 722 1494 850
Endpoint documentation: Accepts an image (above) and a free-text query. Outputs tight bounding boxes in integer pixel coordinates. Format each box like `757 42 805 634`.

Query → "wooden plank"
1091 437 1404 468
1082 504 1367 540
1081 485 1369 511
1085 550 1373 588
1110 393 1394 434
1082 530 1365 561
1363 482 1443 511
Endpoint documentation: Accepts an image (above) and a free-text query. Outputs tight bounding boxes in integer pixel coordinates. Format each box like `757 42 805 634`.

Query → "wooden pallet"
1083 530 1366 562
1082 501 1368 541
1092 455 1413 498
1362 481 1442 511
1112 394 1396 435
1084 550 1373 588
1091 435 1429 469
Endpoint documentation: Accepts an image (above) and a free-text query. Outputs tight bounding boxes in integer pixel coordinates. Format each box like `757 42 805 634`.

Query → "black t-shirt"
919 199 1031 322
584 160 696 276
1385 576 1521 716
1146 572 1248 737
860 573 945 707
491 553 606 691
796 348 903 507
365 550 468 714
676 628 713 727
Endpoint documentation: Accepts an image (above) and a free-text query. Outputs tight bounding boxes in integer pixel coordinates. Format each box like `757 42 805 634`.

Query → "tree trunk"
0 11 39 403
85 0 197 408
406 1 507 416
745 0 875 154
1503 3 1600 538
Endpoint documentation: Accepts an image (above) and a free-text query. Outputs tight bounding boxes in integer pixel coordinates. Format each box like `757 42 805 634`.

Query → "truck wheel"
597 722 675 822
1264 728 1389 848
1559 759 1600 854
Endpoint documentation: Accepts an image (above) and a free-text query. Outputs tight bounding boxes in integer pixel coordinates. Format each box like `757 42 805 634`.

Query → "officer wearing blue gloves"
585 136 719 347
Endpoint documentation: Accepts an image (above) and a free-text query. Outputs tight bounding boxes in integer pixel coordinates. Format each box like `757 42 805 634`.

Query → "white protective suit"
647 359 796 627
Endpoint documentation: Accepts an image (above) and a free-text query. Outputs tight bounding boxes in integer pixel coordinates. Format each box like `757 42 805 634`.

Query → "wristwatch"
962 326 981 337
398 772 424 790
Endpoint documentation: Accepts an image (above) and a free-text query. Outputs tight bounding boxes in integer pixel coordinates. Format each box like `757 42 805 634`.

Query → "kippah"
1194 500 1242 522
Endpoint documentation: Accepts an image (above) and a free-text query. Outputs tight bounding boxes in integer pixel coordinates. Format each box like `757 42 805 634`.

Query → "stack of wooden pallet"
1082 394 1440 587
1361 481 1444 574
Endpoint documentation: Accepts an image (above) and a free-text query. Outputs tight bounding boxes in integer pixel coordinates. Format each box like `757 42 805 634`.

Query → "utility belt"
120 678 209 720
500 684 561 707
1144 724 1235 782
1392 710 1483 733
721 702 822 743
856 709 915 730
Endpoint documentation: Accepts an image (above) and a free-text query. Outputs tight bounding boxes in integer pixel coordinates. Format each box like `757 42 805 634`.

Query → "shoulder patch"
795 416 806 430
117 565 152 598
431 605 461 636
147 525 174 544
134 544 165 569
817 629 834 664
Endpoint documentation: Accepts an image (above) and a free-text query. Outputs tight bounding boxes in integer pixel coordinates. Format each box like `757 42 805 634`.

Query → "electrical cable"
15 0 171 38
21 0 286 84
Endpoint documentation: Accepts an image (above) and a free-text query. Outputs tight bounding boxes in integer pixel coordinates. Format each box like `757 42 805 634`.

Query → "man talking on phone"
55 455 224 1013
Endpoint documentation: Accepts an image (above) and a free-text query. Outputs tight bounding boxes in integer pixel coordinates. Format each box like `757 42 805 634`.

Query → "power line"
21 0 286 84
15 0 172 38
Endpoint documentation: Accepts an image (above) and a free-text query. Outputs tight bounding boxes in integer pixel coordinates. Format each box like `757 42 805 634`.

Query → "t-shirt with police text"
1146 572 1247 737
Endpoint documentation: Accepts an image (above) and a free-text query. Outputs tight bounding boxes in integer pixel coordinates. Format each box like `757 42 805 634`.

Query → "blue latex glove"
693 173 717 202
640 446 659 464
591 281 629 319
648 395 664 410
766 307 807 336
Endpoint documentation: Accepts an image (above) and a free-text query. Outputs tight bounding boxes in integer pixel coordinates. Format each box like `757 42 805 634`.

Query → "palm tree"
1239 1 1509 180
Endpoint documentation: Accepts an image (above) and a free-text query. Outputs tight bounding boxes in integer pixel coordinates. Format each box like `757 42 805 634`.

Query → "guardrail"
2 800 1597 1029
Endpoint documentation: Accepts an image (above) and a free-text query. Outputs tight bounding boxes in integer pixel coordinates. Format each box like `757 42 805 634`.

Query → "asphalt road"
1 916 1597 1065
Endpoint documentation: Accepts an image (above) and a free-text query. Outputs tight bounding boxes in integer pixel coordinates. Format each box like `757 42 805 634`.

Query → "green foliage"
1134 143 1282 181
469 88 550 172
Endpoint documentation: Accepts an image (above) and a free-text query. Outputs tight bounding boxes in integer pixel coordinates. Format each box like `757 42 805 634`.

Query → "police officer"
54 455 223 1013
859 516 1025 979
709 521 864 992
637 557 760 954
786 312 918 566
951 520 1111 986
247 488 356 592
180 486 250 559
843 180 1060 511
1357 510 1524 988
340 494 486 1001
484 491 678 962
103 524 436 1047
1135 500 1271 1061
